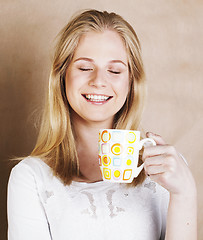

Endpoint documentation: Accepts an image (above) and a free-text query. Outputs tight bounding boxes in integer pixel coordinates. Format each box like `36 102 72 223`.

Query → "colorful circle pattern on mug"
99 130 139 182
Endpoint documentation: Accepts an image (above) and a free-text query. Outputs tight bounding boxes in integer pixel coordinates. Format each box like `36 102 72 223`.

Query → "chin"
84 115 114 125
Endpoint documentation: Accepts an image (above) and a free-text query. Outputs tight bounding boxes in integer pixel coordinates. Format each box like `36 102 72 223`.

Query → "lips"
82 94 112 102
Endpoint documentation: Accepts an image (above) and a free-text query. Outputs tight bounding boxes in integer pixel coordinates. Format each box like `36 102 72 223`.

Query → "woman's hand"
143 132 197 239
143 132 196 197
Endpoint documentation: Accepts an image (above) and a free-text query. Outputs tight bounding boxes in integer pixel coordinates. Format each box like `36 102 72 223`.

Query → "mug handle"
133 138 156 178
139 138 156 150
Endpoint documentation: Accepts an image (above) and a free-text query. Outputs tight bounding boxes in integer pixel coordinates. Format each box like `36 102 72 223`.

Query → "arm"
7 162 52 240
166 190 197 239
143 132 197 240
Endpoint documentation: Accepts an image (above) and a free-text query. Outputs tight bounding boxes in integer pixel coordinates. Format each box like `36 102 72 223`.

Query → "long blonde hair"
31 9 146 186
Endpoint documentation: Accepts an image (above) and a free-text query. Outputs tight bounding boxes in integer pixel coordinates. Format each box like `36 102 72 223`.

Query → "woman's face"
65 30 129 126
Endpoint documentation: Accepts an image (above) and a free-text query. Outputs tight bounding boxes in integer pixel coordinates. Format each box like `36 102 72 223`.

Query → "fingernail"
146 132 153 137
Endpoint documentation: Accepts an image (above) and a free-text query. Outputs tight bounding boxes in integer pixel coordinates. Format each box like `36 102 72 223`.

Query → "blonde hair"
31 9 146 186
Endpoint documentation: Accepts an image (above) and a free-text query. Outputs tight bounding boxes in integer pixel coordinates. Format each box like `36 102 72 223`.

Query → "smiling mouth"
82 94 113 102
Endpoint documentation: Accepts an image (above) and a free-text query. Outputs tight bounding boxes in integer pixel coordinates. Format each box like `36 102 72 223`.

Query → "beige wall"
1 0 202 239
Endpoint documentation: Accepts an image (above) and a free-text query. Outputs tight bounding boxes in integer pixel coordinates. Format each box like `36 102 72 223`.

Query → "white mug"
98 129 156 183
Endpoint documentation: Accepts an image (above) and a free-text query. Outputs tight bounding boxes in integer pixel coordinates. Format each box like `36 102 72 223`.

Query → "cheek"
116 76 130 99
65 71 79 95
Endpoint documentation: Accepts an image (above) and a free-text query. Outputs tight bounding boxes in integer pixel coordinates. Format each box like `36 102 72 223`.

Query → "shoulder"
11 156 50 175
8 157 54 189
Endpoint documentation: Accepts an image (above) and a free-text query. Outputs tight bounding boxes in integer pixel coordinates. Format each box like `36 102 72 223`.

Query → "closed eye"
79 68 93 71
108 70 121 74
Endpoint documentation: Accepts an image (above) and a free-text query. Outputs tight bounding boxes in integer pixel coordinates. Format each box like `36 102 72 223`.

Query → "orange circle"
102 155 111 166
101 130 111 143
98 132 101 142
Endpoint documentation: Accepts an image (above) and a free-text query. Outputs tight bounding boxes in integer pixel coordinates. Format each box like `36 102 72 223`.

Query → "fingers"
144 154 173 175
142 132 196 195
146 132 166 145
143 132 166 162
142 144 176 162
145 165 165 175
143 133 177 178
144 154 167 166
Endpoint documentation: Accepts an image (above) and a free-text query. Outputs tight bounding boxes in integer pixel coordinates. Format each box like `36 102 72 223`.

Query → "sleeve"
7 163 52 240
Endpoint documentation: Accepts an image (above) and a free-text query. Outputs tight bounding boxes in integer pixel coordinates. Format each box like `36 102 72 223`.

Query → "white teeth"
84 94 109 102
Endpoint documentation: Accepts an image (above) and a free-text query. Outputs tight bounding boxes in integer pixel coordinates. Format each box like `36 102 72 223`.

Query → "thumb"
146 132 166 145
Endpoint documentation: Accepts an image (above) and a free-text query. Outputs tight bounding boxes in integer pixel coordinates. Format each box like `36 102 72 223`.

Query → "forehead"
73 30 128 63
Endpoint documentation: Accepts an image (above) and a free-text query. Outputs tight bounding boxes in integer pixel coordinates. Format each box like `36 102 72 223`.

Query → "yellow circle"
114 146 120 153
111 143 123 155
126 159 132 165
114 170 121 178
127 132 136 143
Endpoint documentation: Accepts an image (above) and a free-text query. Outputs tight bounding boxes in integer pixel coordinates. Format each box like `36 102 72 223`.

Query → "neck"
71 111 114 182
72 110 114 142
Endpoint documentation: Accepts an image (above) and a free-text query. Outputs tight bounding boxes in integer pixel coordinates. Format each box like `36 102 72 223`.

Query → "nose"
88 69 107 88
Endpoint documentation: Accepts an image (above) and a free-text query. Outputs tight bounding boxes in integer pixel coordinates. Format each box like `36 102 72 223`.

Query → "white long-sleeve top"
7 157 169 240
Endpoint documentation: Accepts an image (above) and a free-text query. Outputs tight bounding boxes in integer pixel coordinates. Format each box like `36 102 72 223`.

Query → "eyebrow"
74 57 127 66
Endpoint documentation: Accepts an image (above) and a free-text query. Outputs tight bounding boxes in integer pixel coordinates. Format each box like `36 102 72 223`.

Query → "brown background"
0 0 202 239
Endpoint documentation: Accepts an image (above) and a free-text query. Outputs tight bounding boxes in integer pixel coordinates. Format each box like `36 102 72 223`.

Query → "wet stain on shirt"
144 182 156 193
81 191 97 218
106 189 125 218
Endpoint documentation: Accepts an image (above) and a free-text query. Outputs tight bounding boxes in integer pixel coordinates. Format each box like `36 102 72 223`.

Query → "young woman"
7 9 197 240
